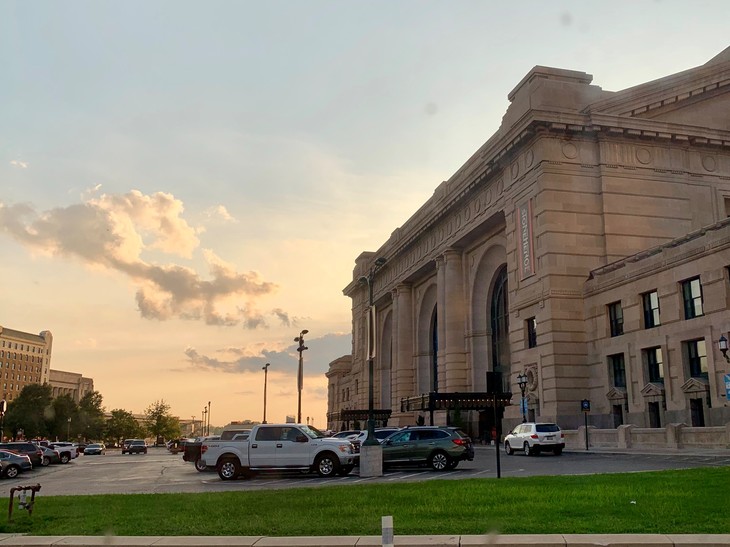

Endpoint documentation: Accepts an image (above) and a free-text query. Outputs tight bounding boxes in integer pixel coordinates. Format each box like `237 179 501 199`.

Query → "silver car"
504 422 564 456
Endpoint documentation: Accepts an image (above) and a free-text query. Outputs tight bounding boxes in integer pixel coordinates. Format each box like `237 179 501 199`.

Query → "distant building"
328 48 730 437
0 325 94 403
0 325 53 401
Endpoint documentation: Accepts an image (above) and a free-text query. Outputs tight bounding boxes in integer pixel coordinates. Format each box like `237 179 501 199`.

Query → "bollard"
8 484 41 522
382 515 393 547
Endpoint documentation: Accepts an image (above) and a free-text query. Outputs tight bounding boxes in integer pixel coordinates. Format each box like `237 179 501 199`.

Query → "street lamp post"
517 373 528 423
191 416 196 436
359 257 387 447
358 257 387 479
719 335 730 362
202 408 207 436
295 330 309 423
262 363 270 424
67 417 71 441
207 401 211 436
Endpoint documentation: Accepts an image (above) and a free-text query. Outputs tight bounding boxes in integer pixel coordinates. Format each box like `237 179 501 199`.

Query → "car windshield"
299 425 326 439
536 424 560 433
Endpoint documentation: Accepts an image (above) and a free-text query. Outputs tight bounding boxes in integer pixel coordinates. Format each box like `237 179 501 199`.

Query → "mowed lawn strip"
2 467 729 536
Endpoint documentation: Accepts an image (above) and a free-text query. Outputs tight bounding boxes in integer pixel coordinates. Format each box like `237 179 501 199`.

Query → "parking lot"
0 445 728 497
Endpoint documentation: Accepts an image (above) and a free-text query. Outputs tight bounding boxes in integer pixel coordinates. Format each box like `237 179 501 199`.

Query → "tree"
78 391 106 441
143 400 180 444
104 409 143 447
48 394 78 441
4 384 53 440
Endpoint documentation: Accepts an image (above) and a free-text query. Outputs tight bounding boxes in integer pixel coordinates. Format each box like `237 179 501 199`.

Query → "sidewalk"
474 443 730 458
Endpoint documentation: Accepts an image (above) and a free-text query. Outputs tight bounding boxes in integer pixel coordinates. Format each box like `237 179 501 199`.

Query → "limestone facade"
327 48 730 437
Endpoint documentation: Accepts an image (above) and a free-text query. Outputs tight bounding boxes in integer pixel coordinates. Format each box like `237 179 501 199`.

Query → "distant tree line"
1 384 181 446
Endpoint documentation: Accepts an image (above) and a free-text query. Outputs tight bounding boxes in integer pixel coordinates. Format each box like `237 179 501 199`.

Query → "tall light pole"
202 408 207 437
207 401 211 436
359 256 387 447
191 416 196 436
262 363 270 424
295 330 309 423
517 372 528 423
67 417 71 441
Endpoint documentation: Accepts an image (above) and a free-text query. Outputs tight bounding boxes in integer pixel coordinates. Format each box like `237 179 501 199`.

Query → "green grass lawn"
2 467 729 536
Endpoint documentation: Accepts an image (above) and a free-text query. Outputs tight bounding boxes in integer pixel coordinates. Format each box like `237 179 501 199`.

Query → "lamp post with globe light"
517 373 528 423
262 363 270 424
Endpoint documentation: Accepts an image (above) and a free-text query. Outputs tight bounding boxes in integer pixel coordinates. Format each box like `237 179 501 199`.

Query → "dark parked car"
39 446 61 466
381 426 474 471
124 439 147 454
0 442 44 468
0 450 32 478
83 443 106 455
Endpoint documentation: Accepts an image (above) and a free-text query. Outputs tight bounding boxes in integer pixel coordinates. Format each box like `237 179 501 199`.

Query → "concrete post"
617 424 635 449
666 423 685 449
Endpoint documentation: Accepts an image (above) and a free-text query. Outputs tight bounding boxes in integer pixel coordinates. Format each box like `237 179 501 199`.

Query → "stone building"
0 326 94 403
326 48 730 438
0 325 53 400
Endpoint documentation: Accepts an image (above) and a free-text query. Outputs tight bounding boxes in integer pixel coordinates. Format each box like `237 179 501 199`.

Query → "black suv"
124 439 148 454
0 442 44 468
381 426 474 471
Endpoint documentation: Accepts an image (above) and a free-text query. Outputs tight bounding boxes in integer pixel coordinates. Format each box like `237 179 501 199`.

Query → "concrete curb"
0 536 729 547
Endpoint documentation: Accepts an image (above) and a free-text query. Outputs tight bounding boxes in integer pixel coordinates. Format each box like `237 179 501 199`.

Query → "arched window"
491 265 510 374
431 306 438 392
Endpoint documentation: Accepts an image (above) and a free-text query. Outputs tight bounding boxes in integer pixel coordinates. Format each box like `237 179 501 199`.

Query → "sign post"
581 399 590 451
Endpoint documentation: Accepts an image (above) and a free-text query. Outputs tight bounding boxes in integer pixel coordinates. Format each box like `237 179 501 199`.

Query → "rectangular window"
681 277 704 319
608 302 624 337
685 339 708 379
645 347 664 383
526 317 537 348
608 353 626 388
642 290 660 328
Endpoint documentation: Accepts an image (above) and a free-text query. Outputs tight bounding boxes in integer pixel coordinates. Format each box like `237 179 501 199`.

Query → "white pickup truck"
200 423 358 480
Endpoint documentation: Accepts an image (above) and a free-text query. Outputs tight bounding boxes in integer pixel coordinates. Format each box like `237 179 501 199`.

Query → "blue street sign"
724 374 730 401
521 398 528 415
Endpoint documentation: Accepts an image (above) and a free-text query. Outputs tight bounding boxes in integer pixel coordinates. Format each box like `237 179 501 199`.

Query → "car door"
275 426 311 467
382 430 415 463
248 426 282 467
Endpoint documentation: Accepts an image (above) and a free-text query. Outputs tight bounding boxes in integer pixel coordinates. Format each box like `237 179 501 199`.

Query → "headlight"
337 444 352 454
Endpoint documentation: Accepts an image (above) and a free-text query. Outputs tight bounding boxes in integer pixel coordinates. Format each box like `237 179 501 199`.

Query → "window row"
2 363 41 373
0 340 47 354
608 338 708 388
608 276 706 338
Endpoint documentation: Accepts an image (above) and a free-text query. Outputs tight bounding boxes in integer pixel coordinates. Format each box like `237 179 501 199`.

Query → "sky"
1 1 728 429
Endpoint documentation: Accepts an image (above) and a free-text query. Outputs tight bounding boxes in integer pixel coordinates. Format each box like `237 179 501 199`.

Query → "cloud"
184 332 352 375
9 160 28 169
204 205 237 223
0 190 283 326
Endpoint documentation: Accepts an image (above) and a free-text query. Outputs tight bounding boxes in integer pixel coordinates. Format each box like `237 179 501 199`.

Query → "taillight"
560 432 565 438
201 444 207 454
530 434 538 439
452 438 467 446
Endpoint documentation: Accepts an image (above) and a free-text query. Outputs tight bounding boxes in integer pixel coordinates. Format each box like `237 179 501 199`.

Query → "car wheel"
5 465 19 479
428 450 450 471
41 456 50 467
554 447 563 455
217 458 241 481
194 458 208 472
505 441 514 455
60 453 70 464
314 452 339 477
523 442 532 456
337 464 354 476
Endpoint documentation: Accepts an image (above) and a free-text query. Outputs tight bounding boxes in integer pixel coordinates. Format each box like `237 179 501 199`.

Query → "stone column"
442 249 468 392
394 283 414 416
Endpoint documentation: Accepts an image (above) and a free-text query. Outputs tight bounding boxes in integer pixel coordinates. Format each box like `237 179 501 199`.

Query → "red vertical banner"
517 200 535 280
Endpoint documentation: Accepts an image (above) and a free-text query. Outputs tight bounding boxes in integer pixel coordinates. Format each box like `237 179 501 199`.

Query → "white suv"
504 422 564 456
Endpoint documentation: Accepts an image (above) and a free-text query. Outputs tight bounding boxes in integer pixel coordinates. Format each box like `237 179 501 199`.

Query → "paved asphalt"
0 445 727 497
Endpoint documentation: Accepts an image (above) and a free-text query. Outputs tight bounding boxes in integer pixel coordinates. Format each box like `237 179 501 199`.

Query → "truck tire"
314 452 339 477
194 458 208 472
217 458 240 480
60 453 70 464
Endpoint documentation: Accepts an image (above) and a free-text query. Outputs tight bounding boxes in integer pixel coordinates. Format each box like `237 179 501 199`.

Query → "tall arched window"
490 265 509 374
431 307 438 392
